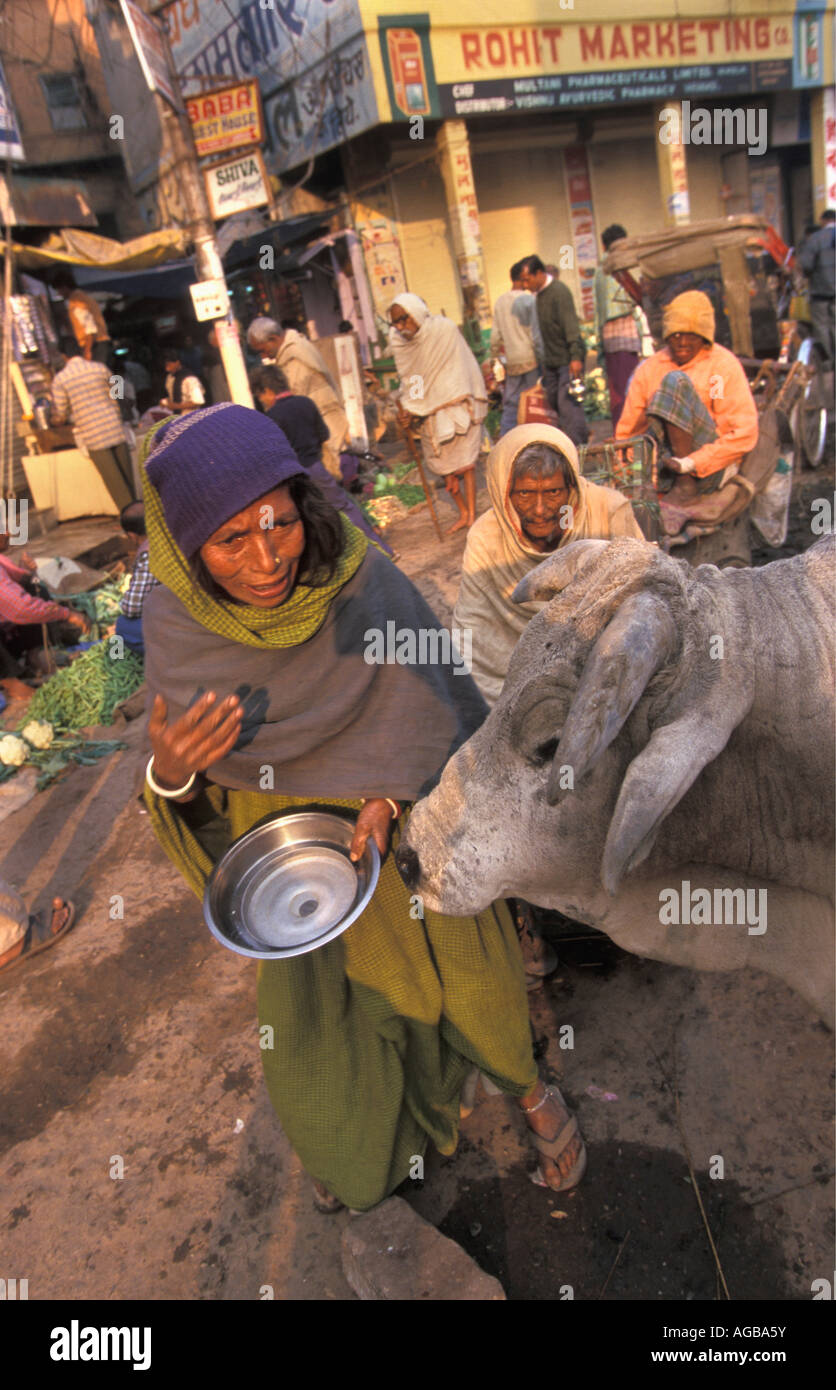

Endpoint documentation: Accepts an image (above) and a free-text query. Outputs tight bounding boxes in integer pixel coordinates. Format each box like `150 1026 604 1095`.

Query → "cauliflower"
0 734 27 766
21 719 54 750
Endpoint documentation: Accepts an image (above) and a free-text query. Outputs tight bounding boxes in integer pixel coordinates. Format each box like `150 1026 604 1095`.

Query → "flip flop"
525 1085 587 1193
0 899 76 977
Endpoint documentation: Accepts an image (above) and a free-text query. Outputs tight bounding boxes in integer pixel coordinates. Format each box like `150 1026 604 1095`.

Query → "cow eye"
530 736 559 766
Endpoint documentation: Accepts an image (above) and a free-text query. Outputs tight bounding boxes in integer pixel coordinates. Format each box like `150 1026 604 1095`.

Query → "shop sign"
352 199 408 339
204 150 269 220
376 8 807 122
0 58 25 161
188 80 263 158
189 279 230 322
170 0 378 171
120 0 180 110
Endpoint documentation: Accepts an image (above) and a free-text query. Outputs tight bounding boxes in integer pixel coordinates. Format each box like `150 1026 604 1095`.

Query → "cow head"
397 538 754 915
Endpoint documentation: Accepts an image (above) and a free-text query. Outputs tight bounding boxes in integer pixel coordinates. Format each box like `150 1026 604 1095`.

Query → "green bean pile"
23 642 144 731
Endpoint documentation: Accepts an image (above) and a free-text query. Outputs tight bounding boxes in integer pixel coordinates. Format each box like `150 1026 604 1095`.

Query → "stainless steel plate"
204 810 380 959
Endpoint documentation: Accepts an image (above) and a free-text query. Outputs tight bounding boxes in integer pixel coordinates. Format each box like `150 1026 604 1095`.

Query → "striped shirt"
50 358 126 450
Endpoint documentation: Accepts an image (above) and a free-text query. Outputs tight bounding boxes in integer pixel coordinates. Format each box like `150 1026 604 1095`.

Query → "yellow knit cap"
663 290 715 344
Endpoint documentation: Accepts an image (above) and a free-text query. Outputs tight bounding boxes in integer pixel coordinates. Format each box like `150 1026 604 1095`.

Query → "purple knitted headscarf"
144 403 306 556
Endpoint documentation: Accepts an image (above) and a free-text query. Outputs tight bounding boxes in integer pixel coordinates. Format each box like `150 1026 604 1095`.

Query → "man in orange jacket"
617 290 758 502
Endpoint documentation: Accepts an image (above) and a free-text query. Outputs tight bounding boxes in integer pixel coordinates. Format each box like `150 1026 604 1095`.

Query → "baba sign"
188 80 263 160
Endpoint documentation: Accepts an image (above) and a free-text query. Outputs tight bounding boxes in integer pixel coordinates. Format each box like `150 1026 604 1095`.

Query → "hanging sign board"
0 57 25 161
203 150 270 221
120 0 180 111
187 80 264 160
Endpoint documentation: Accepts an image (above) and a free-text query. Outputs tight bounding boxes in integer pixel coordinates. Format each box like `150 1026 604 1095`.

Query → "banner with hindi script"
168 0 379 173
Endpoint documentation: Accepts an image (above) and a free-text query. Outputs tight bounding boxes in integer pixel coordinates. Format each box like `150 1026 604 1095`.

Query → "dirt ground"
1 446 833 1302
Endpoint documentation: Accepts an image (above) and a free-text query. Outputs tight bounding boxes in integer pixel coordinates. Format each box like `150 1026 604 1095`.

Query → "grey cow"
398 536 835 1022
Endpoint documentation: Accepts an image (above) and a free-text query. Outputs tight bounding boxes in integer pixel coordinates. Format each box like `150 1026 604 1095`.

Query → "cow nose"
395 843 421 889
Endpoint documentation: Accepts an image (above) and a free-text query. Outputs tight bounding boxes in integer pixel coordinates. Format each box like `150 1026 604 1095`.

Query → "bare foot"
520 1083 585 1191
446 515 469 534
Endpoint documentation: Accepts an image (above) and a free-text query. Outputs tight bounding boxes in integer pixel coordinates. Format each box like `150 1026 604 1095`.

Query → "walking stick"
401 420 444 542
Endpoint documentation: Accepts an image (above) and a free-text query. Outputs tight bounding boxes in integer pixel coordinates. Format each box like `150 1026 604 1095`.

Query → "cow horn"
512 540 610 603
601 685 754 892
546 591 677 805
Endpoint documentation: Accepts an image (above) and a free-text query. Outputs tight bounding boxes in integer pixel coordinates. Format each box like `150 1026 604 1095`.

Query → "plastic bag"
750 454 793 547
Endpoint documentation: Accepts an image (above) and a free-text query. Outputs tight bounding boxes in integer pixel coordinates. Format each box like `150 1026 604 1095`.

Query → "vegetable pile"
22 641 144 732
0 720 125 789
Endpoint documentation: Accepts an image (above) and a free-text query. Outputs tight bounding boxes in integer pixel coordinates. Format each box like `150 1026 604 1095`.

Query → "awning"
222 211 333 270
0 174 97 228
0 226 190 271
73 258 197 299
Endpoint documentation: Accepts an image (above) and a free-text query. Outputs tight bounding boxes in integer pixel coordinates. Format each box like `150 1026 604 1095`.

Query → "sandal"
311 1179 344 1214
0 899 76 977
523 1085 587 1193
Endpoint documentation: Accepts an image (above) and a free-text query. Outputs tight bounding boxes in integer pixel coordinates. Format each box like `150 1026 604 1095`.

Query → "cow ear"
601 690 753 893
512 540 610 603
546 592 676 804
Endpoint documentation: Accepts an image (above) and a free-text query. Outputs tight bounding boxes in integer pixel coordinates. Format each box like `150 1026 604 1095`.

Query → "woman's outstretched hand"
350 799 395 863
149 691 243 790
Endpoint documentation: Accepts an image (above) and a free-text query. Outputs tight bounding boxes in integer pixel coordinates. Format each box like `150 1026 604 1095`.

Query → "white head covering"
387 294 486 420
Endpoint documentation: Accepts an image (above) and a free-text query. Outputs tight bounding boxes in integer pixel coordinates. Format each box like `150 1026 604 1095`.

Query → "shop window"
39 73 87 131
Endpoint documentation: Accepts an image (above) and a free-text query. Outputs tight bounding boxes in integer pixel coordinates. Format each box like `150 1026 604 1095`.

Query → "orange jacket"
616 342 759 477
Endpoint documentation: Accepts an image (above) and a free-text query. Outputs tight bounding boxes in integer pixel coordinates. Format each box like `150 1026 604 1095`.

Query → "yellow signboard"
364 3 834 122
187 80 263 160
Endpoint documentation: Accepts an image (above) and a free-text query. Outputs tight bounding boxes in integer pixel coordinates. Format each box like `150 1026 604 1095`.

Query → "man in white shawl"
389 294 487 533
454 424 644 705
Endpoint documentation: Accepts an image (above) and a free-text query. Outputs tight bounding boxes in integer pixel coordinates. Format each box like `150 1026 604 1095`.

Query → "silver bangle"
146 755 196 799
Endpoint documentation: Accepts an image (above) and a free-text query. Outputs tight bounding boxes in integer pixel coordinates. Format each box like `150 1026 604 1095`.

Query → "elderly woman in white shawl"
389 294 487 533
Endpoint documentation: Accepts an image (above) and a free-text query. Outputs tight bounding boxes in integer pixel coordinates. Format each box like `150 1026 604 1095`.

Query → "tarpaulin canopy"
222 211 332 270
73 258 197 298
0 174 97 229
0 226 190 271
602 216 773 278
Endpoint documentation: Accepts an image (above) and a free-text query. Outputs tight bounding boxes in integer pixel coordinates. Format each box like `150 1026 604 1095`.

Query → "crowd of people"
2 218 832 1219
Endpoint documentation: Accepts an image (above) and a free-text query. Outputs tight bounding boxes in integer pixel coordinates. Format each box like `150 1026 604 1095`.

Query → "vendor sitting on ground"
616 290 759 501
0 532 89 678
454 423 643 707
115 501 158 658
249 365 392 554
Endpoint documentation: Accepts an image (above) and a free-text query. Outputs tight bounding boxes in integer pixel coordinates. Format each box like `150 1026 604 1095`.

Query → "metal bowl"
203 810 380 960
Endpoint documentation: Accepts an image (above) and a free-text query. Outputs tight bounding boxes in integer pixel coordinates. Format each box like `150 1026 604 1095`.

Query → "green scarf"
138 416 367 649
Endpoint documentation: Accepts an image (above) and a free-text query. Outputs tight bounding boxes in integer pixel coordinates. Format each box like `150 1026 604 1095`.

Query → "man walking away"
799 209 835 368
50 340 135 510
593 224 642 427
519 255 589 447
491 261 541 437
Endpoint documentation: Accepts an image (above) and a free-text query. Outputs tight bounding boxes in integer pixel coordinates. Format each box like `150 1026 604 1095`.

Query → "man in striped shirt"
50 340 135 510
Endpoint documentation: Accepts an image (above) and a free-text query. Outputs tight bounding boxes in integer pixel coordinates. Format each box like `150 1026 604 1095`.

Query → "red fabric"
516 381 560 429
0 565 72 627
